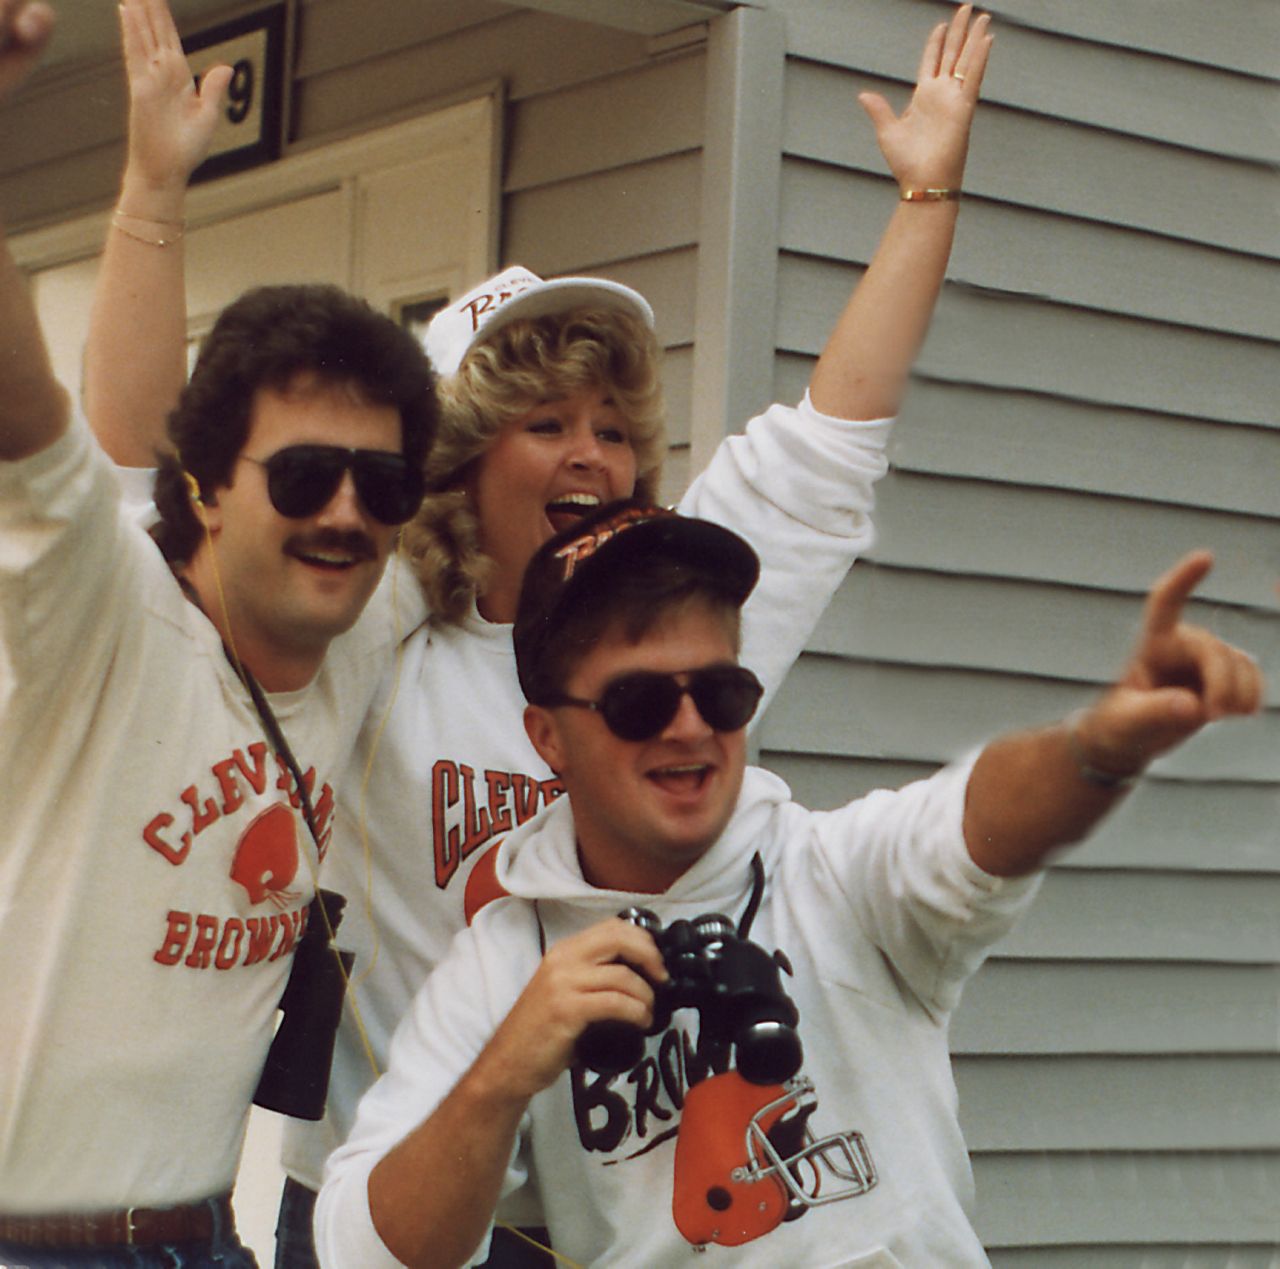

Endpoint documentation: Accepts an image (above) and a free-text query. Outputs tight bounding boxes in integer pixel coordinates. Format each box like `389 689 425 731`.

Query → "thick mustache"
284 529 378 562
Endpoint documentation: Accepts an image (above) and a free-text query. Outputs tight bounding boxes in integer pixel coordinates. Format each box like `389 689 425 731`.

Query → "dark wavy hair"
153 284 438 564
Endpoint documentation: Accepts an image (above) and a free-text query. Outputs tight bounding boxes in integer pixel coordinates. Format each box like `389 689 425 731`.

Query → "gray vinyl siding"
3 0 1274 1258
760 0 1279 1257
500 48 708 494
298 2 709 494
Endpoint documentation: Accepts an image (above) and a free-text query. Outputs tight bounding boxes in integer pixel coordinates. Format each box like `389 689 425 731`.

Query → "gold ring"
952 71 966 83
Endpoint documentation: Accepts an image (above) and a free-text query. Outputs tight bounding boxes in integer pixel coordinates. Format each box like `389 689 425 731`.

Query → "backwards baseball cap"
423 265 656 378
513 499 760 703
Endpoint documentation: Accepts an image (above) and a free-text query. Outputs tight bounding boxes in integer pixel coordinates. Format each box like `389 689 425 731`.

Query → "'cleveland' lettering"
142 745 333 867
432 762 565 890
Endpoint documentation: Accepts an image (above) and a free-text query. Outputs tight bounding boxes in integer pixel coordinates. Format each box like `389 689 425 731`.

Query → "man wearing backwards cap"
316 503 1261 1267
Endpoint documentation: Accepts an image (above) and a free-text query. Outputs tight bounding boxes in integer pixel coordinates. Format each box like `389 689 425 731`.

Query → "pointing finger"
1142 549 1214 642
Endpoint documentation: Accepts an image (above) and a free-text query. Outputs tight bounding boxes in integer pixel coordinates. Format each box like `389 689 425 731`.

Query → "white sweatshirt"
317 761 1040 1268
284 395 895 1190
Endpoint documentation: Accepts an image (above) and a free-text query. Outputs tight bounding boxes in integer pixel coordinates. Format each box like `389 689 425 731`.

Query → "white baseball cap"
423 265 655 378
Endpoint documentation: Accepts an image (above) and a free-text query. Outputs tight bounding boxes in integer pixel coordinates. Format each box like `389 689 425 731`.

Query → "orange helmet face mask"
672 1072 877 1248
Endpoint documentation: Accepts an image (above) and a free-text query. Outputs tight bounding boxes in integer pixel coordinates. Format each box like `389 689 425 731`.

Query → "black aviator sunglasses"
241 445 425 526
541 665 763 742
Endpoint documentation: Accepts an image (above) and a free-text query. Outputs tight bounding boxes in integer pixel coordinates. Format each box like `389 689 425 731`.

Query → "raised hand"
117 0 231 208
0 0 54 105
1074 551 1264 778
858 3 992 191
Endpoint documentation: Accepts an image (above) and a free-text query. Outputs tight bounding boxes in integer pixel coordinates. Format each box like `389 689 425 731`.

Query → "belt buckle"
125 1207 140 1247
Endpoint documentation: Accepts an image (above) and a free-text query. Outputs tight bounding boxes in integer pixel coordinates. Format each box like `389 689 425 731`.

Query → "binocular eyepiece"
576 907 802 1086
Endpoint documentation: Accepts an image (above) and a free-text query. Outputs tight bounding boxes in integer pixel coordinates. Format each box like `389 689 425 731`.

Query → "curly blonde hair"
401 306 666 624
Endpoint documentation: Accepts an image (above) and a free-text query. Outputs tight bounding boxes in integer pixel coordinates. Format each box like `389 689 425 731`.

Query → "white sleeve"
677 391 892 713
804 755 1042 1020
315 917 531 1269
111 463 158 526
0 414 146 692
360 549 430 644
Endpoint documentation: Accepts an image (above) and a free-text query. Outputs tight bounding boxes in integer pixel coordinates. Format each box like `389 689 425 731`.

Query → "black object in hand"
575 906 802 1085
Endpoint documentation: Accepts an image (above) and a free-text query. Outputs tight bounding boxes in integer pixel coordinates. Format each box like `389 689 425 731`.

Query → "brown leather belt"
0 1193 233 1248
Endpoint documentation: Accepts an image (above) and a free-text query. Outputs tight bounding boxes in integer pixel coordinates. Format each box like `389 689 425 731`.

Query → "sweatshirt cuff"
799 386 895 431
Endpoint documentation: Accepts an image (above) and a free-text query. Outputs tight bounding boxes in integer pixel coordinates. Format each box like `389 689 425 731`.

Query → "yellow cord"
495 1222 583 1267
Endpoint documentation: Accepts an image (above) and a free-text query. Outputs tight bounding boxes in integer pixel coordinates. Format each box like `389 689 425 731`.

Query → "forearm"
367 1051 529 1269
962 720 1128 878
83 0 229 468
0 222 70 459
83 171 187 466
812 5 989 421
808 196 957 421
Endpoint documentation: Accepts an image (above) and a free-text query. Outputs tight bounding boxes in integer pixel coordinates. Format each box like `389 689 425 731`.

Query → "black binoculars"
575 906 802 1086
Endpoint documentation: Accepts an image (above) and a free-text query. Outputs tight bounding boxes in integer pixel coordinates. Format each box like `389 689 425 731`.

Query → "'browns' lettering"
153 906 308 970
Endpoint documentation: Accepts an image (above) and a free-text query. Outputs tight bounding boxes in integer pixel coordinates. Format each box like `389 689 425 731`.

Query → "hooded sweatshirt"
286 394 895 1193
317 760 1041 1268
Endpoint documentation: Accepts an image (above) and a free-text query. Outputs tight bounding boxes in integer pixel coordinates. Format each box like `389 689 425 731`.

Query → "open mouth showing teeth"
648 764 711 794
546 493 601 531
294 550 359 570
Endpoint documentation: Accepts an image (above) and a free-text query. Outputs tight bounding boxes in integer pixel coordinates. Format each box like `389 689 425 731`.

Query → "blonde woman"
86 3 993 1263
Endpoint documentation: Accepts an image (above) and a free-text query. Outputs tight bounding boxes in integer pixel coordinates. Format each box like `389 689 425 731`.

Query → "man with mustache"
0 4 438 1263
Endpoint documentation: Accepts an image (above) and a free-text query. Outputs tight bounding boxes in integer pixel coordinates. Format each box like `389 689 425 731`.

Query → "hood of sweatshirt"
493 765 794 924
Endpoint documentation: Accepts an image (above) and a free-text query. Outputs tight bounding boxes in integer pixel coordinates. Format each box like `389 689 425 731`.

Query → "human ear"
524 704 566 774
184 471 223 532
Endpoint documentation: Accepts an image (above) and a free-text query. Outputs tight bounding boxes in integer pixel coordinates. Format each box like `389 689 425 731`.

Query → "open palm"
858 4 992 190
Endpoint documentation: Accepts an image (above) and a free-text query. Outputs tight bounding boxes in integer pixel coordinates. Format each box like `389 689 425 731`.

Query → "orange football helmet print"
229 802 301 909
672 1071 877 1248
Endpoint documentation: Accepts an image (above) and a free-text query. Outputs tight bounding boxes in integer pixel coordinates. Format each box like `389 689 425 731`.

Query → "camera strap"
736 852 765 940
533 850 766 952
233 656 324 852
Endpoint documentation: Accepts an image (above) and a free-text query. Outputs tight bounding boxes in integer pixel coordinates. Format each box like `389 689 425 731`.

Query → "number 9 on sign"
227 59 255 126
183 3 287 181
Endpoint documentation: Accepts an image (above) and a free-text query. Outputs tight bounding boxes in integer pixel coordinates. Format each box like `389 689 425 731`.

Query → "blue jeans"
0 1197 257 1268
274 1178 553 1267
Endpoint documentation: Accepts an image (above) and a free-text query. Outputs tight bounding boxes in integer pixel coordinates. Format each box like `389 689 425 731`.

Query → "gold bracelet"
111 210 186 247
900 187 961 203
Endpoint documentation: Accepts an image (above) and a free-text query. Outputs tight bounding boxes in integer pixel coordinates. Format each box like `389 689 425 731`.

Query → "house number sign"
184 3 289 183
